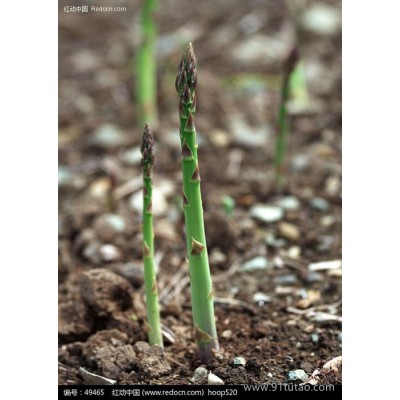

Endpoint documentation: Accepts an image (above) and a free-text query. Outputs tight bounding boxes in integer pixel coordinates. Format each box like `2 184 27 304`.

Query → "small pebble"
275 286 297 295
238 217 256 230
274 196 300 211
265 233 286 248
320 215 335 227
94 214 126 242
277 222 300 241
209 248 227 265
121 146 142 165
306 271 323 283
103 214 126 232
221 330 232 339
309 197 330 211
231 34 287 65
252 292 273 304
287 246 301 259
209 129 231 148
318 235 334 251
208 372 224 385
267 372 273 378
89 177 112 198
325 175 341 195
303 324 315 334
315 143 335 157
229 116 271 148
311 333 319 344
83 242 102 265
58 166 72 187
290 154 310 172
99 244 122 262
190 367 208 383
273 274 297 285
337 333 342 342
308 260 342 271
287 369 308 383
92 124 127 148
273 255 285 268
300 4 341 36
240 256 269 272
328 269 342 278
250 204 284 223
111 263 143 287
233 357 246 367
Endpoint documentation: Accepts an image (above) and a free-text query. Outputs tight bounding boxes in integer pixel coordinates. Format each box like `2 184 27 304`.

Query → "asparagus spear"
175 43 219 363
140 123 163 347
136 0 158 128
275 47 299 191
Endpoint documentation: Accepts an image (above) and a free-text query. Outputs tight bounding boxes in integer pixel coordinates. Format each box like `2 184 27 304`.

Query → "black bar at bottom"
59 384 342 399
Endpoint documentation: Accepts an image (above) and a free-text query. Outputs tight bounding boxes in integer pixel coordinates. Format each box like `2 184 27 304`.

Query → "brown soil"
59 0 342 385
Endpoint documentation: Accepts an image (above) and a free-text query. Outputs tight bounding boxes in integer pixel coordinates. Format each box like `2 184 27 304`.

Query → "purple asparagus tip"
176 43 198 97
285 47 300 75
141 123 155 166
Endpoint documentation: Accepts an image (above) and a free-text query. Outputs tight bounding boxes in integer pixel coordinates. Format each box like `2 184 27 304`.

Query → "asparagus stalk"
140 123 163 347
275 47 299 191
289 60 309 107
175 43 219 363
136 0 158 128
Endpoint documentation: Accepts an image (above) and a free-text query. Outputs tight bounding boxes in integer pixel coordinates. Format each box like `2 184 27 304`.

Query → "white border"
1 1 57 398
344 0 400 398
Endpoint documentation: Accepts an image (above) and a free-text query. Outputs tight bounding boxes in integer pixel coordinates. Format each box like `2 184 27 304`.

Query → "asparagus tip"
141 123 155 166
285 47 300 76
176 43 197 97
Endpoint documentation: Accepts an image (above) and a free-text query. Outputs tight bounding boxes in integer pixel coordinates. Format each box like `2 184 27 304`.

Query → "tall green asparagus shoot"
141 123 163 347
136 0 158 129
275 47 300 191
175 43 219 363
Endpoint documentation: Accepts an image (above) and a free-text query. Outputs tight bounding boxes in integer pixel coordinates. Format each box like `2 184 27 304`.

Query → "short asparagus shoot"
140 123 163 347
275 47 300 191
175 43 219 363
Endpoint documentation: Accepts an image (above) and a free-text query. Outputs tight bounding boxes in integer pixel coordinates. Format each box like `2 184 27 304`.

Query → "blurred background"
59 0 342 385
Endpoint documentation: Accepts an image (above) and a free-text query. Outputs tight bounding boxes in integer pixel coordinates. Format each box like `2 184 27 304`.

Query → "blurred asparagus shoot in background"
136 0 158 129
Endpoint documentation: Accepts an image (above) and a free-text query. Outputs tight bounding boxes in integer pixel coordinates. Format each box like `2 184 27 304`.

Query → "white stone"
208 372 224 385
301 4 341 36
274 196 300 211
308 260 342 271
233 357 246 367
99 244 122 262
287 369 308 382
190 367 208 383
250 204 284 223
240 257 269 272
